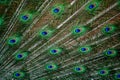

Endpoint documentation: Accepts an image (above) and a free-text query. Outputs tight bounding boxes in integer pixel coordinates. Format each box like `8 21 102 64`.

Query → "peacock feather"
0 0 120 80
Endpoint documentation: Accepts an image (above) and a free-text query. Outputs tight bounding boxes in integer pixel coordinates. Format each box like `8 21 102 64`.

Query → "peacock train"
0 0 120 80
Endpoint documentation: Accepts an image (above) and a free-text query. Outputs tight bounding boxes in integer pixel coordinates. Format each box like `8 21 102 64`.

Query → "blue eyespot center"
76 67 81 71
107 50 112 55
10 39 16 43
105 27 110 32
75 29 81 33
42 31 48 36
89 4 95 9
81 48 86 51
51 49 57 53
22 15 29 20
15 73 20 77
116 74 120 78
17 54 23 58
100 70 105 74
53 8 60 13
48 65 53 68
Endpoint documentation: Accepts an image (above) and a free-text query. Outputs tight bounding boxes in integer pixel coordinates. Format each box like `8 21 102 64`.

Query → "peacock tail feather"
0 0 120 80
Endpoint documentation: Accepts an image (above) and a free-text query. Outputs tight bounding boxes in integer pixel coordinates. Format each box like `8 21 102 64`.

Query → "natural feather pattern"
0 0 120 80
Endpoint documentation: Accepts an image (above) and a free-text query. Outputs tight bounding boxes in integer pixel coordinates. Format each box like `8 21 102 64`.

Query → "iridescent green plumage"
0 0 120 80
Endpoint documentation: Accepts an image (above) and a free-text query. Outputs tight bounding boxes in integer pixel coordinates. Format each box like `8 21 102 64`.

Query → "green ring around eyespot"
7 37 21 46
45 63 58 71
114 73 120 79
98 69 109 76
49 48 62 55
15 52 28 60
13 71 25 79
78 46 92 54
104 49 117 57
19 12 33 23
39 29 53 39
85 0 101 12
72 26 87 36
102 25 116 35
73 66 86 74
51 4 65 16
